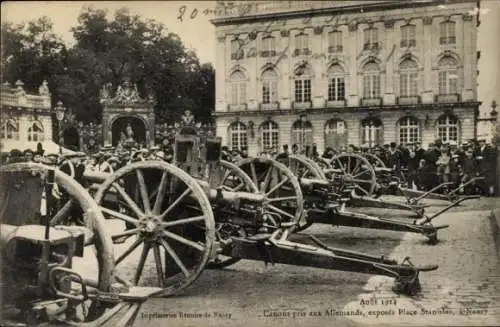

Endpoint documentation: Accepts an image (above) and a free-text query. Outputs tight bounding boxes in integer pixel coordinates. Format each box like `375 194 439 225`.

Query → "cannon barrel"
299 177 329 189
83 169 266 205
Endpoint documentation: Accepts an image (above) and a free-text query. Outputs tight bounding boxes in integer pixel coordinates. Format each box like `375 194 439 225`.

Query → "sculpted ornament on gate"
100 79 154 106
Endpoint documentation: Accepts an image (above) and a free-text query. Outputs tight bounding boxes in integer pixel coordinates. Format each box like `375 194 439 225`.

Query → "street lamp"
54 100 66 154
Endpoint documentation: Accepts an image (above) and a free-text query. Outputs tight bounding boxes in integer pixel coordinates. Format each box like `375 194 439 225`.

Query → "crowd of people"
222 138 498 197
2 137 498 196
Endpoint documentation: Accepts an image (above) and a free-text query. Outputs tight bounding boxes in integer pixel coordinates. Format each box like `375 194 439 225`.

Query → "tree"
1 17 68 98
2 6 215 125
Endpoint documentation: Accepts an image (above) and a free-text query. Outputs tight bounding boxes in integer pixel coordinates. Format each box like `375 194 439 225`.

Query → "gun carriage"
244 154 476 243
1 128 445 326
308 152 482 214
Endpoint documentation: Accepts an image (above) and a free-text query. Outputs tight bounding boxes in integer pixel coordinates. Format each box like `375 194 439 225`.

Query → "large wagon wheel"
94 161 215 297
237 157 305 229
0 163 115 324
58 159 75 178
99 160 114 173
363 153 387 169
316 157 333 170
207 160 258 269
277 155 327 180
330 153 377 197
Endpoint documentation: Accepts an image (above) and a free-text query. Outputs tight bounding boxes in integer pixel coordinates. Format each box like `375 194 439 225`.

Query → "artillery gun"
78 129 442 295
0 162 162 326
267 154 478 242
0 132 442 326
319 151 483 205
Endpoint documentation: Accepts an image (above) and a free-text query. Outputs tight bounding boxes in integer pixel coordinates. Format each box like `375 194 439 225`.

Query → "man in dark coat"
406 149 420 189
414 141 425 163
422 143 439 189
399 143 410 169
475 139 497 196
275 144 290 160
461 149 479 195
387 142 402 173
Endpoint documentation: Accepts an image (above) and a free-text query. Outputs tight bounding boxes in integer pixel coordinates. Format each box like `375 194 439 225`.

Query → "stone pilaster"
216 33 227 112
347 21 358 107
422 16 434 103
383 20 396 105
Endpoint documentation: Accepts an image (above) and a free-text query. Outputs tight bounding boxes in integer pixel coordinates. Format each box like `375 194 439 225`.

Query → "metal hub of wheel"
329 153 377 197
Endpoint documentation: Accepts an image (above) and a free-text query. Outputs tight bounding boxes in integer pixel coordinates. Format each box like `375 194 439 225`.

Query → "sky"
1 1 218 65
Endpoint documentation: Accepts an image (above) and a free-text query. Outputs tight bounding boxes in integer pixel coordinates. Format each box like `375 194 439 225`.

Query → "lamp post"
54 101 66 154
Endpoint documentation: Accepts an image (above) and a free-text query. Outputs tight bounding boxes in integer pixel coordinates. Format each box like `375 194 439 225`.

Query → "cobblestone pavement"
72 197 499 327
343 197 500 326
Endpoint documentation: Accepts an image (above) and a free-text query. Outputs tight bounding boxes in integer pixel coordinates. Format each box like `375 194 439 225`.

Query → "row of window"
230 55 459 105
1 120 45 142
230 21 457 59
228 115 460 151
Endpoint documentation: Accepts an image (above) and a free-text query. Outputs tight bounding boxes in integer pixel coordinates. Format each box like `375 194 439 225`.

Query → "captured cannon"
79 130 438 298
0 163 162 326
0 136 442 326
266 154 477 243
321 151 483 206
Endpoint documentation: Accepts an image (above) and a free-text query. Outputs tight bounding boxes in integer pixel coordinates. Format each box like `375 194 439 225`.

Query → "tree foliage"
1 7 215 123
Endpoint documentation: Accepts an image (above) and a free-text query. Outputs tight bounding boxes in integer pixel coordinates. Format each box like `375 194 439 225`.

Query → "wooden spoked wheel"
218 160 258 192
58 159 75 178
237 157 304 229
206 160 258 269
0 163 115 323
363 153 387 169
330 153 377 197
316 157 333 170
94 161 215 297
277 155 327 180
98 160 114 173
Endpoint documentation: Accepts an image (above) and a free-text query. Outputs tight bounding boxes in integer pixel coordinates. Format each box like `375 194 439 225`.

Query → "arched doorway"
111 116 146 147
62 127 80 151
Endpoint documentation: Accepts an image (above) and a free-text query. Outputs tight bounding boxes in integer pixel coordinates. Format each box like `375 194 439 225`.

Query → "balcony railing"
400 39 416 48
293 101 312 110
363 42 380 51
326 99 346 108
293 48 311 56
328 45 343 53
260 50 277 58
435 94 460 103
227 103 248 111
361 97 382 106
230 51 244 60
439 36 456 45
397 95 420 105
260 102 279 110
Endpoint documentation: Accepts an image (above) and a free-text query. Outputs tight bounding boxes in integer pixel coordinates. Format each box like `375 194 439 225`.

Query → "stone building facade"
0 80 53 152
211 0 480 156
